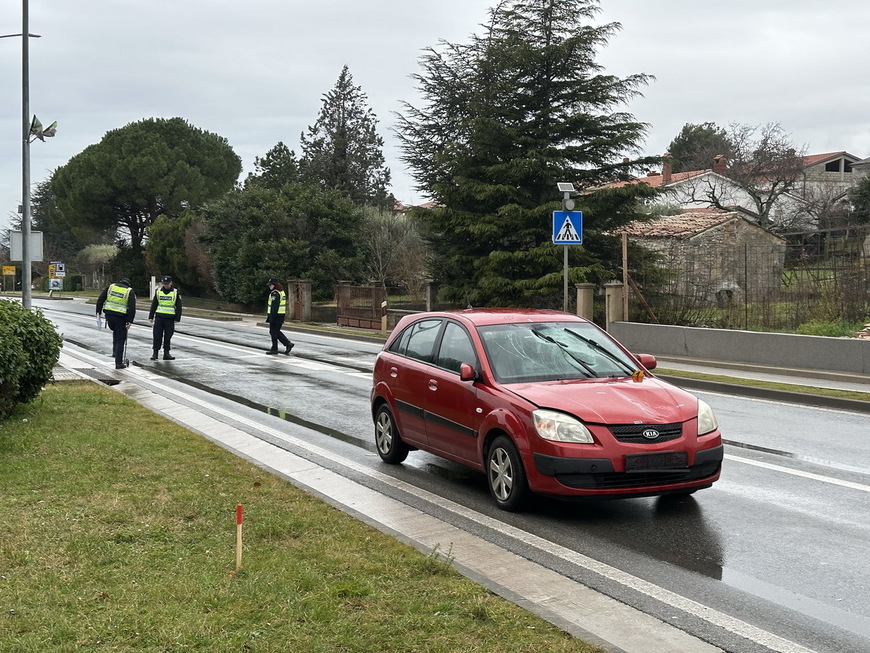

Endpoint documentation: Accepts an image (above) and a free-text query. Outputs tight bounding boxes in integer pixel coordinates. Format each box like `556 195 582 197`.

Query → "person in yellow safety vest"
265 278 295 355
96 278 137 369
148 275 182 361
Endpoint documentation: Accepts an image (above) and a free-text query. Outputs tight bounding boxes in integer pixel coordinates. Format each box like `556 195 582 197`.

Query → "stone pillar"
425 281 439 312
574 283 595 320
604 281 624 332
292 279 312 322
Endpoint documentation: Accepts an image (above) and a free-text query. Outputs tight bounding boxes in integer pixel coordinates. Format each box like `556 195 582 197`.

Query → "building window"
825 160 841 172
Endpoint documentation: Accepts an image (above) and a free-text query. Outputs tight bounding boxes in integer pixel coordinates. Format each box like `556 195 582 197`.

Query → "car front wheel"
486 436 529 511
374 405 409 464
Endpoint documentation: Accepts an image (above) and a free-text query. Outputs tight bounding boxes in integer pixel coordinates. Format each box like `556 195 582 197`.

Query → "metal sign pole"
563 245 568 312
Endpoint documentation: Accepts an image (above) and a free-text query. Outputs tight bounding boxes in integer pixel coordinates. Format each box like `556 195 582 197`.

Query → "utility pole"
21 0 32 308
3 2 54 309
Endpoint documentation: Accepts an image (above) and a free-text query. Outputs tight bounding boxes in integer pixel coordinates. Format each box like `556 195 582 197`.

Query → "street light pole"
21 0 32 309
2 1 39 309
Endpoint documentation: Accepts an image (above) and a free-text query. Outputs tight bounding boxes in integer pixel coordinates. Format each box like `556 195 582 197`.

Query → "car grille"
555 461 721 490
608 422 683 444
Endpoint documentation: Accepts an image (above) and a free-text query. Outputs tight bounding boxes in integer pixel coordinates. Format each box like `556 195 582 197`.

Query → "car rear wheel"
486 436 529 511
374 405 409 464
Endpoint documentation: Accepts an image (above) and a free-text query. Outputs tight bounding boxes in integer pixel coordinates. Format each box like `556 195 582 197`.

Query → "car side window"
402 319 443 363
387 325 413 355
435 322 477 373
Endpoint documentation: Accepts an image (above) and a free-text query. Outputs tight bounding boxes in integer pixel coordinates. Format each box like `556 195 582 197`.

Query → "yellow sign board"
2 266 15 276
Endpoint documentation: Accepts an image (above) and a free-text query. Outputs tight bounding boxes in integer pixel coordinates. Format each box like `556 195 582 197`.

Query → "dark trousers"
105 312 129 366
269 315 292 350
152 317 176 352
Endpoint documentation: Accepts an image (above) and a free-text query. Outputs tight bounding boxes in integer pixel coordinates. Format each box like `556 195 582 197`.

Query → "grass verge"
0 382 603 653
657 368 870 403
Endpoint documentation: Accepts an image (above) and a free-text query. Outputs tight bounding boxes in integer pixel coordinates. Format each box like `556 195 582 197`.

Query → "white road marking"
725 453 870 493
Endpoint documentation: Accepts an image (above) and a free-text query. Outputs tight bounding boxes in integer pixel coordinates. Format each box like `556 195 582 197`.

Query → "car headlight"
697 399 719 436
532 409 594 443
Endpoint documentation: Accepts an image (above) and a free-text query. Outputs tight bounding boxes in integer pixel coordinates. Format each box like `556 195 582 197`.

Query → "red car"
370 309 723 511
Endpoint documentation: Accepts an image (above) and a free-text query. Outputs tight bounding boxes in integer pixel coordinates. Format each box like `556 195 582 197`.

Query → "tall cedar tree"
396 0 659 307
300 66 393 209
51 117 241 252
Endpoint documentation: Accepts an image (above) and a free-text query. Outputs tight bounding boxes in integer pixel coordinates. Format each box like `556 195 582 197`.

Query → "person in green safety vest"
265 278 295 355
148 275 182 361
96 278 137 369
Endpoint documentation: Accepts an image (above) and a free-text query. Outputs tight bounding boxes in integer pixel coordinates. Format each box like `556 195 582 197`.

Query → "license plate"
625 451 688 472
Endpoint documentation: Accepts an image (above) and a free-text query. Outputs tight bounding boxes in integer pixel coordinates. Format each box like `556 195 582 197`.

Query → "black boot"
284 343 294 355
163 351 175 360
150 350 158 360
265 349 278 355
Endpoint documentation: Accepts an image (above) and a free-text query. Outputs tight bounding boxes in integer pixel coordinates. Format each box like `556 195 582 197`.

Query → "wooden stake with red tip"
235 504 243 572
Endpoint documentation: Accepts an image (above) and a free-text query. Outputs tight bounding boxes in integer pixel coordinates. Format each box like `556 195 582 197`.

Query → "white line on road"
725 453 870 493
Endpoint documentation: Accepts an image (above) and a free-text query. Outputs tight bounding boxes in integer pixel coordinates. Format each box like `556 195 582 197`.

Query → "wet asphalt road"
38 298 870 653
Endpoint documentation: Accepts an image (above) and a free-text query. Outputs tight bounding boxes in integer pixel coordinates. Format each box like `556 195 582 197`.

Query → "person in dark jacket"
148 275 182 360
96 278 136 369
265 278 294 355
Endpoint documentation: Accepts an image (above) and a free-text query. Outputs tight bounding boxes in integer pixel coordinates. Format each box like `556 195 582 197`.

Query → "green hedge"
0 300 63 419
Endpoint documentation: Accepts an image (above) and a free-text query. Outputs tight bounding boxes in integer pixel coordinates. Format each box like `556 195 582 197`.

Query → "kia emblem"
642 429 660 440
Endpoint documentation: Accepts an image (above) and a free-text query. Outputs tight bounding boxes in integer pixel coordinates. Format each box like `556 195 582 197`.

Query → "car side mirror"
459 362 477 382
636 353 657 370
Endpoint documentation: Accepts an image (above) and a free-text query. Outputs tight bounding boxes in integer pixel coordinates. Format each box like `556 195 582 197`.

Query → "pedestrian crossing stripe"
556 217 581 242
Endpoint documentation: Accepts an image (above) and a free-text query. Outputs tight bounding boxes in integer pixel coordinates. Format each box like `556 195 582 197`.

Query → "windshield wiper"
563 328 636 376
530 329 595 377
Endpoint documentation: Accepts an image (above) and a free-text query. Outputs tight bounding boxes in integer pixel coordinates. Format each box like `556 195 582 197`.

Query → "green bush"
794 319 864 338
0 320 28 418
66 274 84 291
0 300 63 419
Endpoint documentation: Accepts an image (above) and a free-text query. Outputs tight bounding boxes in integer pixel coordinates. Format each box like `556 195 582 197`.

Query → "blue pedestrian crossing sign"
552 211 583 244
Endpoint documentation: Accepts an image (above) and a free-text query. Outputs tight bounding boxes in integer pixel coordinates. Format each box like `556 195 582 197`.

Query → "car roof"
404 308 590 327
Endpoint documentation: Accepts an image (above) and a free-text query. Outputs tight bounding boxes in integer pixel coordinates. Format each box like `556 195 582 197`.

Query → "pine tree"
666 122 734 173
396 0 659 307
246 141 300 190
300 66 392 209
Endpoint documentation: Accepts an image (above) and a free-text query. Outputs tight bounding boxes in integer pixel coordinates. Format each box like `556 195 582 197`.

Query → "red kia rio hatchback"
370 309 723 511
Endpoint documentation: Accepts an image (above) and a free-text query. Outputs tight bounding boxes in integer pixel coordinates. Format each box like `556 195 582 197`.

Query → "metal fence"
336 284 386 329
627 226 870 331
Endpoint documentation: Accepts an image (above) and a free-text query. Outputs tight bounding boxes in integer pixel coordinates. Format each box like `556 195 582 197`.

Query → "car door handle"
389 366 399 378
428 379 438 391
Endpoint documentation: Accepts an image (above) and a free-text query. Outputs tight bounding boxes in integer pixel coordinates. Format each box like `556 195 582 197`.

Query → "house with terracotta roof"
851 156 870 179
607 151 865 230
619 209 787 305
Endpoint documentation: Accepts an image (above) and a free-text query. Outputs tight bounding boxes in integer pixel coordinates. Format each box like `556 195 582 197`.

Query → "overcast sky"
3 0 870 236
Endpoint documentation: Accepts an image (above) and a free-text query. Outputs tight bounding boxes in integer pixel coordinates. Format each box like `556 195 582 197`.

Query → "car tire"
486 436 530 511
374 405 409 464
